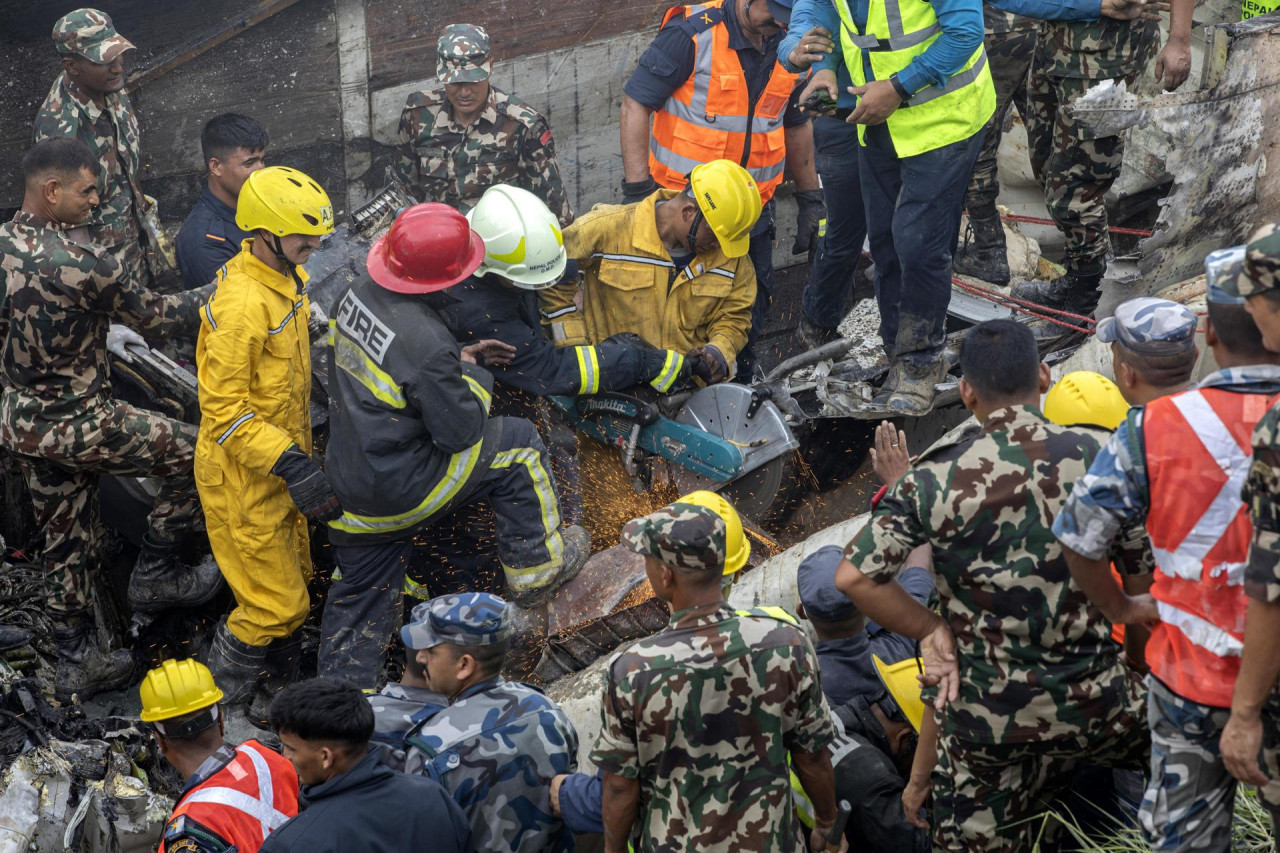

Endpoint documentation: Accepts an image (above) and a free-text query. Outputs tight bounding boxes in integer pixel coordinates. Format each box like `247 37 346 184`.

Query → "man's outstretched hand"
462 339 517 367
1100 0 1170 20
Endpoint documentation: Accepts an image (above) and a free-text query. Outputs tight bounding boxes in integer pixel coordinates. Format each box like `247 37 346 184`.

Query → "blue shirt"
1054 365 1280 560
802 0 1103 95
625 0 809 127
175 184 251 289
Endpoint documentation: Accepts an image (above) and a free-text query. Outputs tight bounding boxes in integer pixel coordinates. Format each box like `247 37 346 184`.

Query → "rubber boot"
53 615 134 703
204 620 268 744
127 533 224 612
870 359 904 409
510 524 591 610
952 210 1010 285
248 632 302 729
887 358 950 417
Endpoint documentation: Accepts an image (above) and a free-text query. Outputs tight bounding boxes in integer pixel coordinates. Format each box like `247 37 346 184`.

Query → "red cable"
998 212 1154 238
951 278 1096 335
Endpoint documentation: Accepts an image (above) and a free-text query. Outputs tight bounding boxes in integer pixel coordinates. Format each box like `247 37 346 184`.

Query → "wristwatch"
889 72 912 104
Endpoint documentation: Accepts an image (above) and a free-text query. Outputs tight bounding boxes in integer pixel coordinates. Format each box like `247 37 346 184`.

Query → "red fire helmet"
366 203 486 294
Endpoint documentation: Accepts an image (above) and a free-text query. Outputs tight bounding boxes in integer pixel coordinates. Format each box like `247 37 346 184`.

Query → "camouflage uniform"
402 593 578 853
1026 16 1160 273
843 406 1149 851
0 211 209 614
592 503 836 853
368 682 449 770
35 10 150 288
392 24 573 226
966 6 1037 212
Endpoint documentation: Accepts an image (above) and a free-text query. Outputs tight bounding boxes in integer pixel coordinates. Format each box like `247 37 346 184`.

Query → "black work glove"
600 333 693 393
272 445 343 522
686 344 728 385
621 176 659 205
792 189 826 255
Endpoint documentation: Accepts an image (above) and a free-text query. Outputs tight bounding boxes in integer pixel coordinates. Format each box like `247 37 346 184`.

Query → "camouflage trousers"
11 401 199 615
933 667 1150 852
1025 39 1158 273
1140 675 1280 851
965 26 1037 213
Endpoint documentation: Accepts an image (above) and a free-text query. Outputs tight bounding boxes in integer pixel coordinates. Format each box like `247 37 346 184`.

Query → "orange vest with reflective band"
161 741 299 853
648 0 798 204
1144 388 1272 708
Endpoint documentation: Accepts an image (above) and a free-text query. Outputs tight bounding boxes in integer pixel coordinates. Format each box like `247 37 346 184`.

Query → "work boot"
204 621 268 744
870 359 904 409
952 210 1010 285
510 525 591 610
52 615 134 704
796 315 840 351
887 358 950 417
1010 267 1103 315
127 534 224 612
248 632 302 728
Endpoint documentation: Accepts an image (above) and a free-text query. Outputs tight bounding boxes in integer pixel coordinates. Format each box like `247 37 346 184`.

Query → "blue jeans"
737 198 777 379
860 123 984 363
802 117 869 330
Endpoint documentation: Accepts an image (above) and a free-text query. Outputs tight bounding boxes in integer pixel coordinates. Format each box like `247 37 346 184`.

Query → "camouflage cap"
1215 222 1280 298
400 592 511 650
1204 245 1247 305
621 501 727 572
796 545 856 621
52 8 135 64
437 24 491 84
1095 296 1198 355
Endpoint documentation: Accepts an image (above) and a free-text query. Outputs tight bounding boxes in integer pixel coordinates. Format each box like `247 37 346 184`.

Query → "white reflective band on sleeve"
217 412 255 445
575 347 601 395
1157 601 1245 657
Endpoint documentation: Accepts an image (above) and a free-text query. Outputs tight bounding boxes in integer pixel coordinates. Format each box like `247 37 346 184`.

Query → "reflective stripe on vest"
833 0 994 158
1144 388 1263 707
648 0 798 202
175 745 292 846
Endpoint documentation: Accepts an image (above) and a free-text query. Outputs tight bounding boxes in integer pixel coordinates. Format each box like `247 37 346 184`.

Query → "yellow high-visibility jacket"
539 190 756 369
195 241 313 477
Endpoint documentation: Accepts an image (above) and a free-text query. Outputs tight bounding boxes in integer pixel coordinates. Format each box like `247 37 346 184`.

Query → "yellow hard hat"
872 654 926 733
1044 370 1130 430
139 659 224 723
236 165 335 237
677 490 750 575
687 160 762 259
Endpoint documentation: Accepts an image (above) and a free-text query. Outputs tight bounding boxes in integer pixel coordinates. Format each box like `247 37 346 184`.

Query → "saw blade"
674 455 787 519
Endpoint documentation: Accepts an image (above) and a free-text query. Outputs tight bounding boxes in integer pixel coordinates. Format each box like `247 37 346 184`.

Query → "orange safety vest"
648 0 799 204
161 741 299 853
1143 388 1272 708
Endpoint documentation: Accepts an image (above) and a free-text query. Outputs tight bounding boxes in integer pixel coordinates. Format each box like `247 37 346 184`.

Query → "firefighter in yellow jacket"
540 159 761 384
196 166 342 733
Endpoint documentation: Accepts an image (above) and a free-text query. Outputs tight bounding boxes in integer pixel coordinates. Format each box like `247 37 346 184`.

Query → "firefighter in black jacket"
317 203 589 688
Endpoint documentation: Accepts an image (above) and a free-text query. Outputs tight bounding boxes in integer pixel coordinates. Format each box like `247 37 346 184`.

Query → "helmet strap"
269 233 306 293
686 207 706 256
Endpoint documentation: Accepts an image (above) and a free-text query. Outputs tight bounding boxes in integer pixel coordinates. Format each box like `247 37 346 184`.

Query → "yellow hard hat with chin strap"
687 160 762 259
676 490 750 575
140 659 224 735
1044 370 1130 431
873 654 926 733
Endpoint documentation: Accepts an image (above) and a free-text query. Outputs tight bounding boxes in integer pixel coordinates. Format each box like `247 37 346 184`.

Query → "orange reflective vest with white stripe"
1144 388 1271 708
648 0 799 203
161 740 299 853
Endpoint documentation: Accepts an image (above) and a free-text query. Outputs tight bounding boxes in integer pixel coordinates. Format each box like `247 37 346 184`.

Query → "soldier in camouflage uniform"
34 9 154 290
402 593 578 852
838 318 1150 852
367 647 448 771
0 139 221 703
392 24 573 226
1011 0 1193 320
592 501 841 853
1218 223 1280 834
1053 283 1280 851
951 7 1037 285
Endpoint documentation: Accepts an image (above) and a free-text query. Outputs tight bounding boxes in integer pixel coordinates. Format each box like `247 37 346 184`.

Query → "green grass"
1031 788 1276 852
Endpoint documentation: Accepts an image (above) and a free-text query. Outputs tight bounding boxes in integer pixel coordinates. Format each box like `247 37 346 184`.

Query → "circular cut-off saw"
551 382 799 518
